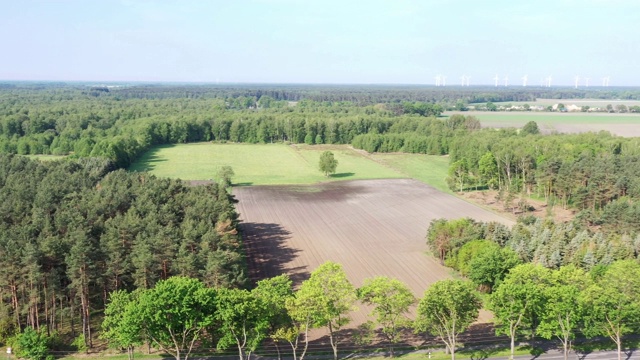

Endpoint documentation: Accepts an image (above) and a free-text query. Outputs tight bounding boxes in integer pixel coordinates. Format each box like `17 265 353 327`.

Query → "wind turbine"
460 75 466 87
546 76 552 88
465 76 470 86
435 75 441 86
442 76 447 86
493 74 499 87
605 76 610 87
574 75 580 89
504 76 509 87
584 77 590 87
521 75 528 87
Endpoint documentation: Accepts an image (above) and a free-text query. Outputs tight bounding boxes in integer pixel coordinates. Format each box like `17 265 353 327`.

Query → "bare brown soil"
459 190 575 223
234 179 514 331
549 123 640 137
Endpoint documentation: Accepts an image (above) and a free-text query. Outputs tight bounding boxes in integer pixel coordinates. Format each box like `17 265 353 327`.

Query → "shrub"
14 327 49 360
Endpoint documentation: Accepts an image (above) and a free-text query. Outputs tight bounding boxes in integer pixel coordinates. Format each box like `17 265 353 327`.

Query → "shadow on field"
233 182 254 186
331 172 355 178
240 222 306 285
303 327 432 358
129 144 175 172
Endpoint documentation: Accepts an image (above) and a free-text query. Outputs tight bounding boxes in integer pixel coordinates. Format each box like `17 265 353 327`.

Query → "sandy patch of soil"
459 190 575 223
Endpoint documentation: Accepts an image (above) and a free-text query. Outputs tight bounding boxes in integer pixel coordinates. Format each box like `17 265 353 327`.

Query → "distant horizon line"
1 79 639 89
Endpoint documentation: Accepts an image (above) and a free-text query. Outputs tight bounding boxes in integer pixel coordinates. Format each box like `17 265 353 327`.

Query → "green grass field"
129 143 405 185
372 153 451 193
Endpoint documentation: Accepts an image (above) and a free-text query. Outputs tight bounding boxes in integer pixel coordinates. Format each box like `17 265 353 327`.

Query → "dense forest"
443 128 640 232
0 155 245 349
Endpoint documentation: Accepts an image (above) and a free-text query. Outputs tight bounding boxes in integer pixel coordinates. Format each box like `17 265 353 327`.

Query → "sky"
1 0 639 85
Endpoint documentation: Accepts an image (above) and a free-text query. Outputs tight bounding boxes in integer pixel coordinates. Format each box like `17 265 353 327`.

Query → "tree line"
100 262 478 360
0 155 245 351
427 217 640 287
426 217 640 360
0 86 461 167
11 258 638 360
5 82 640 103
443 124 640 232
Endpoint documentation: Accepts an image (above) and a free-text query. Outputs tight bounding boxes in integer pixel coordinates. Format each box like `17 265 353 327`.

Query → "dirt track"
234 179 513 326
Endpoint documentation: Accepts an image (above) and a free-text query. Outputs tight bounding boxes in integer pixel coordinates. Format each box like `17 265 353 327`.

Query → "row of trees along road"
490 261 640 360
102 259 640 360
427 217 640 360
102 262 484 360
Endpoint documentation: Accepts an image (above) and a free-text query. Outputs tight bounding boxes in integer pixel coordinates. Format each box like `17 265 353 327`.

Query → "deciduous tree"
490 264 550 360
581 260 640 360
216 288 269 360
216 166 235 187
319 151 338 177
537 266 589 360
135 277 216 360
101 290 143 360
414 280 481 360
252 275 294 360
358 276 415 357
296 261 357 360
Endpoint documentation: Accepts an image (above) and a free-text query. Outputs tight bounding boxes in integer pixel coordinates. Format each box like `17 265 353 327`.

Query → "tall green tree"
252 275 294 360
216 288 269 360
296 261 357 360
101 290 143 360
281 292 315 360
537 266 590 360
216 166 235 188
135 277 217 360
467 245 521 292
490 264 551 360
358 276 415 357
65 228 97 349
478 152 499 189
414 280 481 360
447 159 469 192
426 218 480 263
581 260 640 360
318 151 338 177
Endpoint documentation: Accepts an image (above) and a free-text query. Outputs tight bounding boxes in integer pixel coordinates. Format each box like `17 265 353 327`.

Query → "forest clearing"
129 143 404 185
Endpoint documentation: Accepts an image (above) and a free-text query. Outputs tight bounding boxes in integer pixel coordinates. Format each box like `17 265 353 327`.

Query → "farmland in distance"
456 111 640 137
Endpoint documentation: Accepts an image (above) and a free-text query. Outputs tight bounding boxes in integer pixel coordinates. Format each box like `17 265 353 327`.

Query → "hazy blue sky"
1 0 638 85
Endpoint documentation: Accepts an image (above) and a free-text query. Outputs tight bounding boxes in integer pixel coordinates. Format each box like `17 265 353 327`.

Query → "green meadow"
372 153 451 193
129 143 407 186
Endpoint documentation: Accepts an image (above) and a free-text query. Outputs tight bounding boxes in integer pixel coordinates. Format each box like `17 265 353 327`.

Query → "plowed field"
235 179 514 326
